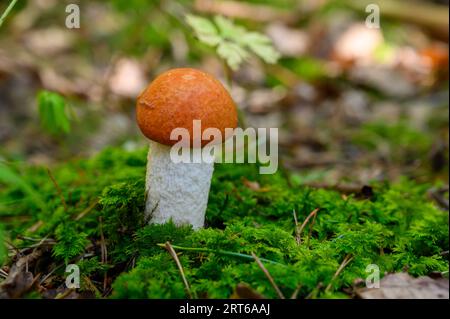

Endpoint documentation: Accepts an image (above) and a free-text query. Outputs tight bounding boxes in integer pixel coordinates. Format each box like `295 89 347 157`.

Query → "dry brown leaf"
357 273 449 299
231 283 266 299
0 249 43 298
242 178 270 192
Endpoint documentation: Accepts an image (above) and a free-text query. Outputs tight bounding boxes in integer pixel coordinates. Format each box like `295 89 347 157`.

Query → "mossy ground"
0 146 448 298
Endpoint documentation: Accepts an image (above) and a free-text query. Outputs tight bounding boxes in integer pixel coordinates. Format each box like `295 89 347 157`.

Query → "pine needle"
157 243 286 267
325 254 354 293
163 242 194 299
251 252 285 299
295 208 319 245
47 168 68 212
0 0 19 28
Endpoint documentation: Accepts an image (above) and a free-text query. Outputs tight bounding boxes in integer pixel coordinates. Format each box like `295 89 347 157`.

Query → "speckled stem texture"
145 141 214 229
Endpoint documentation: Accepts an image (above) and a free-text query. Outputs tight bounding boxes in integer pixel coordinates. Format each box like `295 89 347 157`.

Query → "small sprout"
37 90 74 135
186 14 280 70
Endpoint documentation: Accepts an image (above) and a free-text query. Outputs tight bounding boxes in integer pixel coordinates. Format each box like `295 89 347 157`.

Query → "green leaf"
0 162 47 212
37 90 72 135
242 32 280 64
213 15 245 40
186 14 280 71
186 14 221 46
217 41 249 71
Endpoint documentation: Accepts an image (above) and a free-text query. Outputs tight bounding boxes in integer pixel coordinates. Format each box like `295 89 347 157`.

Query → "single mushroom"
136 68 237 229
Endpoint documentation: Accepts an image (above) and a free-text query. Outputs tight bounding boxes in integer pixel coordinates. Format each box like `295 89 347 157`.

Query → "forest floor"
0 0 448 299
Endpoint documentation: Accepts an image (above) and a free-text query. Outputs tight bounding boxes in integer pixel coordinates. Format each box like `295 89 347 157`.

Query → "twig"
293 210 300 244
295 208 319 245
47 168 67 212
27 220 44 233
16 235 54 242
75 200 99 221
325 254 354 293
0 269 8 278
306 212 317 248
163 242 194 299
99 217 108 294
0 0 18 28
39 263 65 285
290 284 302 299
251 252 285 299
24 235 52 251
26 240 56 249
305 282 323 299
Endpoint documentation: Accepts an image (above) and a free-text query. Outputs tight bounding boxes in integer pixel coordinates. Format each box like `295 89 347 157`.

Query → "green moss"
0 225 6 266
0 146 448 298
351 121 433 165
53 222 90 264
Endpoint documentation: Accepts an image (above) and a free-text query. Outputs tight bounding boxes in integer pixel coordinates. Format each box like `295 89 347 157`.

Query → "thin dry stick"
290 284 302 299
164 242 194 299
325 254 354 293
251 252 285 299
39 263 65 285
75 199 99 221
296 208 319 245
306 211 318 248
47 168 67 212
293 209 300 244
0 268 8 278
305 282 323 299
99 217 108 293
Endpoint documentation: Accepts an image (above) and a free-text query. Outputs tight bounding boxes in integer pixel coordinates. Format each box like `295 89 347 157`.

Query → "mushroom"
136 68 237 229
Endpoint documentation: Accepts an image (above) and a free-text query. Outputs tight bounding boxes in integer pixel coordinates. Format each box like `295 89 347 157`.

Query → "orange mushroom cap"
136 68 238 147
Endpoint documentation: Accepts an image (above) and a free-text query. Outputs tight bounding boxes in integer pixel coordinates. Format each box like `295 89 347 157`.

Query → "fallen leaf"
356 273 449 299
231 283 265 299
0 249 43 298
242 178 270 192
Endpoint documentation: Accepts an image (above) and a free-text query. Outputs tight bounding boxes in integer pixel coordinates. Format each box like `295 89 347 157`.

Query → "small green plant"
0 226 6 266
0 162 47 212
186 14 280 71
53 222 89 264
0 0 19 29
37 90 74 135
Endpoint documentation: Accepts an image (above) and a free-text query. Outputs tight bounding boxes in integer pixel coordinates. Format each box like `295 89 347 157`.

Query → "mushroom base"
145 141 214 230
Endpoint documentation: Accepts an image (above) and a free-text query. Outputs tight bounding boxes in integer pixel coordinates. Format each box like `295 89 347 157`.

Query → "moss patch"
0 146 448 298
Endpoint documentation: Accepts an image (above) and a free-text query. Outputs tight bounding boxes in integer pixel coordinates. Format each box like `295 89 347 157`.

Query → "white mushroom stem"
145 140 214 230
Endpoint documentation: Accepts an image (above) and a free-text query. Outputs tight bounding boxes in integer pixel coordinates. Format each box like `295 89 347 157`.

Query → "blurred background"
0 0 448 188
